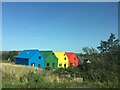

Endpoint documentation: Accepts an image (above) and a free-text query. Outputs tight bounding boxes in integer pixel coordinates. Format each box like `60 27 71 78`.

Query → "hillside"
2 63 88 88
2 62 118 88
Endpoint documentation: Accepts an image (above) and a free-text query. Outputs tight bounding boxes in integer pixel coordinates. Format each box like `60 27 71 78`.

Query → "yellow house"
54 52 68 68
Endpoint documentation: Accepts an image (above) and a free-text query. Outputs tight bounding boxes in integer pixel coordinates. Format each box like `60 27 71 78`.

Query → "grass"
2 63 87 88
1 63 118 88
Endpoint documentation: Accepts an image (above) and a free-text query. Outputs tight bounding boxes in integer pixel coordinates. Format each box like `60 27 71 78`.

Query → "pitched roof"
65 52 74 58
40 51 53 58
54 52 67 57
16 49 39 59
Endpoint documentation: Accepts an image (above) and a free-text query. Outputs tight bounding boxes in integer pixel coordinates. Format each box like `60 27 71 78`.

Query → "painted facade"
65 52 78 67
54 52 69 68
15 50 45 69
40 51 58 69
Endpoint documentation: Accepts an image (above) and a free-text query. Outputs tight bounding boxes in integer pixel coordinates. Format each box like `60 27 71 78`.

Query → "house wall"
54 52 68 68
15 58 29 65
29 51 45 69
69 54 78 67
45 53 58 69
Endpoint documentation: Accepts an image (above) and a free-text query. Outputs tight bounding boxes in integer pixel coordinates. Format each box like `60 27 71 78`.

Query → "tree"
97 33 119 53
2 51 19 62
82 47 98 55
78 33 119 83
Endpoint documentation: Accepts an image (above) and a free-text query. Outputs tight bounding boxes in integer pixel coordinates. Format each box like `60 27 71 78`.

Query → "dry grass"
2 63 36 76
2 63 69 84
1 63 87 88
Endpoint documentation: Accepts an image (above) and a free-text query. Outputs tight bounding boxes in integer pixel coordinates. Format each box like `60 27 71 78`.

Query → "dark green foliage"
97 33 119 53
53 68 67 78
2 51 19 62
77 33 119 87
53 66 81 79
45 66 51 70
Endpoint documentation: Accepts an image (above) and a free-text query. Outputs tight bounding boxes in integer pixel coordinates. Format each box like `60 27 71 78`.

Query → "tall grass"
2 63 118 88
2 63 84 88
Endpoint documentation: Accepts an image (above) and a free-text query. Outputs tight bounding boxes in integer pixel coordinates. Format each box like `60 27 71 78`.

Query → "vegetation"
77 33 119 88
1 33 119 88
2 63 86 88
2 51 19 62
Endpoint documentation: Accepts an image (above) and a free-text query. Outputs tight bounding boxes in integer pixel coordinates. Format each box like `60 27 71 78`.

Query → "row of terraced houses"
15 49 79 69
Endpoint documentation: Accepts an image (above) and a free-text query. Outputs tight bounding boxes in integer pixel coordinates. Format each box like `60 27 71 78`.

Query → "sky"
2 2 118 53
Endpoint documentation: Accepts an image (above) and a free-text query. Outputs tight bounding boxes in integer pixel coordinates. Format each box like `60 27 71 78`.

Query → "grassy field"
1 63 117 88
2 63 85 88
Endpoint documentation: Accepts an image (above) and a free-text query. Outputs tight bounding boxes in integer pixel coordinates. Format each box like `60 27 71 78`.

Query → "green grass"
1 63 118 88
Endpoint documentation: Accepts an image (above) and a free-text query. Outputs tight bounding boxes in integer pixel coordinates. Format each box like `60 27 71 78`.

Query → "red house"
65 52 78 67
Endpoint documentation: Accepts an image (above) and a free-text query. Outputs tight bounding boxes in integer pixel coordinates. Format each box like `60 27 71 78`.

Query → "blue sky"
2 2 118 53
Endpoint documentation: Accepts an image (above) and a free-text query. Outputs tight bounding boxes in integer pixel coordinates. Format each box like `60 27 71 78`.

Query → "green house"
40 51 58 69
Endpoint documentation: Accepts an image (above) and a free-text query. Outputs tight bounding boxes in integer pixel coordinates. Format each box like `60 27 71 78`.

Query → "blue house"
15 50 45 69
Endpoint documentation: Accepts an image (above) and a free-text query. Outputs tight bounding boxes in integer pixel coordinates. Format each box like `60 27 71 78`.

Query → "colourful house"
15 50 45 69
65 52 78 67
40 51 58 69
54 52 68 68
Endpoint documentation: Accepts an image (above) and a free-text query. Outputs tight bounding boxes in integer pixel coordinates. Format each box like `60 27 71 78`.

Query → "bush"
45 66 51 70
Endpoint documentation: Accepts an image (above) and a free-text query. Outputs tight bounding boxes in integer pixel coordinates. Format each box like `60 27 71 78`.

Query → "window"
39 56 41 59
31 63 35 67
46 63 50 67
52 63 55 68
59 63 62 67
64 57 66 60
74 58 76 60
64 64 66 68
64 54 65 56
38 64 41 68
